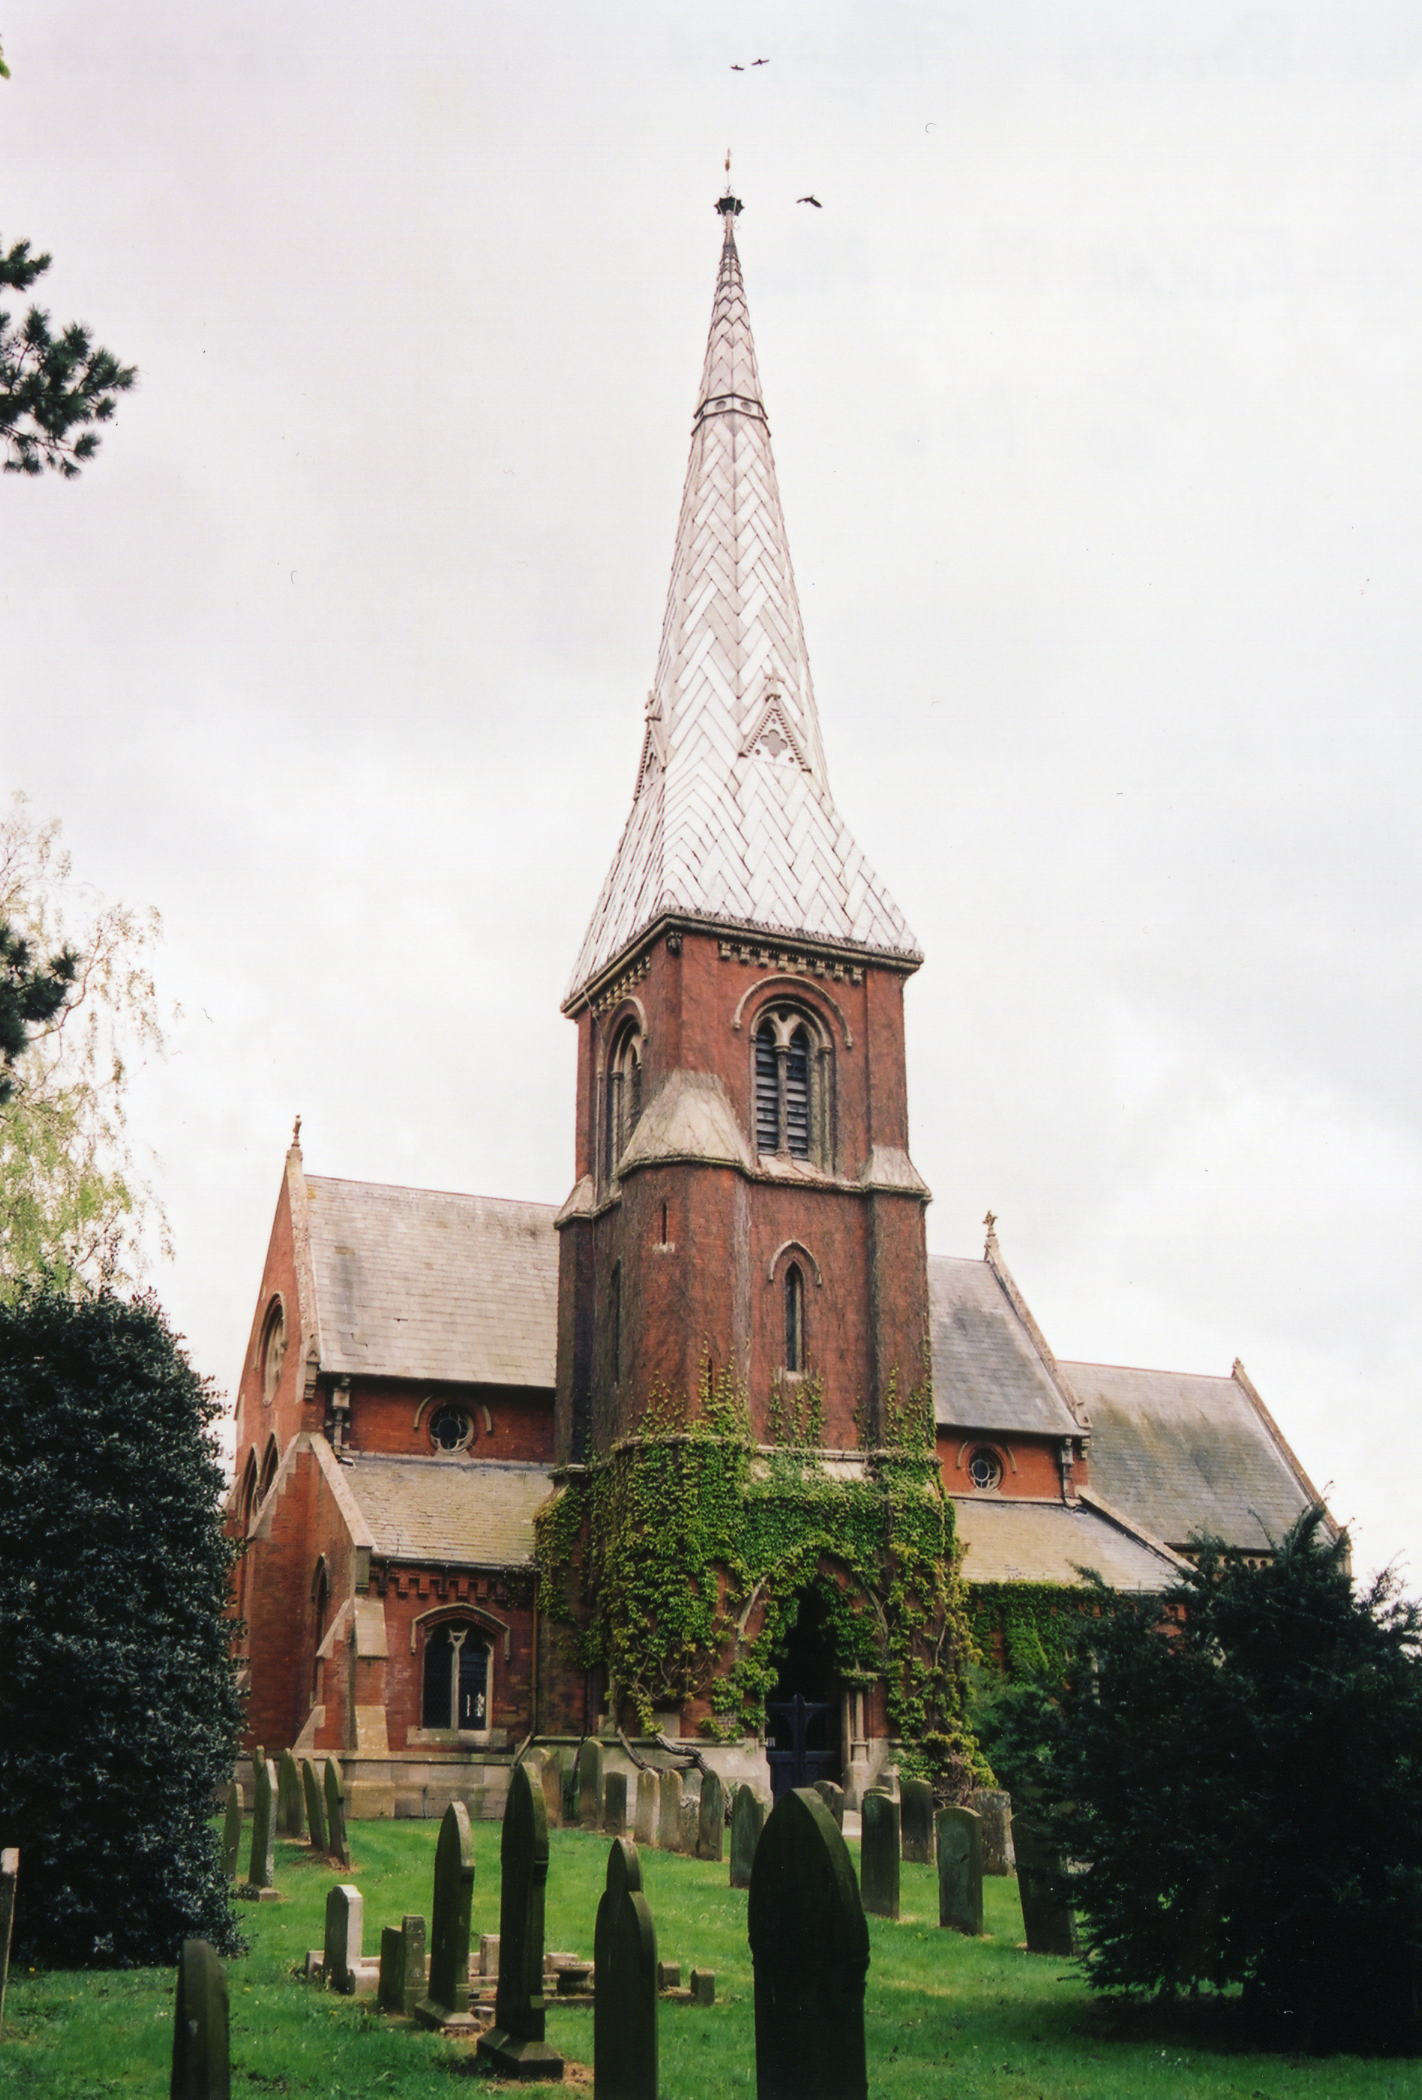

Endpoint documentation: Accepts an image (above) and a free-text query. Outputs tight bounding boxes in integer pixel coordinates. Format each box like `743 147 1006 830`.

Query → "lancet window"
753 1007 829 1163
784 1262 806 1372
604 1019 644 1177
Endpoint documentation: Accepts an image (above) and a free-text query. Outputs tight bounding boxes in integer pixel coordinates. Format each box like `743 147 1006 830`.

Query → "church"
229 191 1327 1818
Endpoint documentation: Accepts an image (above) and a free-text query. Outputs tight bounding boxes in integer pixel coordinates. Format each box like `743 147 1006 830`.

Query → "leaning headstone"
523 1749 562 1831
301 1759 328 1853
575 1738 604 1829
277 1749 305 1839
0 1849 17 2039
860 1788 901 1920
594 1838 657 2100
378 1915 426 2016
245 1758 277 1894
813 1779 845 1828
323 1885 364 1995
936 1806 984 1936
633 1769 658 1846
603 1770 629 1837
1013 1813 1077 1957
969 1787 1014 1874
220 1786 243 1879
171 1938 229 2100
415 1801 478 2032
749 1787 869 2100
729 1785 764 1889
696 1770 726 1862
899 1777 935 1866
478 1761 563 2079
656 1769 682 1851
323 1760 350 1869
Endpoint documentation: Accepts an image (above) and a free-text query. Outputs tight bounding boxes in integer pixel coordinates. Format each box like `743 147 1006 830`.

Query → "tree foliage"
0 1288 242 1966
0 795 169 1295
1 237 135 477
1047 1511 1422 2052
0 917 76 1100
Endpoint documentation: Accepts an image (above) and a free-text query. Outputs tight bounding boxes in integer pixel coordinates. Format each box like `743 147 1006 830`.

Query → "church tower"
547 192 964 1799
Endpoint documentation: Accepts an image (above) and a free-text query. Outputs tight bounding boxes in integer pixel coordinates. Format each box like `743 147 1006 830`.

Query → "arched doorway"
765 1590 842 1799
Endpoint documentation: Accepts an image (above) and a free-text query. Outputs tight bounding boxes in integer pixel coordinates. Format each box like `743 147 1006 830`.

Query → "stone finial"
290 1114 302 1151
983 1209 999 1256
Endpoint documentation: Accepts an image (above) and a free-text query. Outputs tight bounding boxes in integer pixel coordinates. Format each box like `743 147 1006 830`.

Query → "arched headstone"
860 1788 900 1920
220 1786 243 1879
936 1805 984 1936
478 1762 563 2078
696 1769 725 1861
730 1785 765 1889
171 1939 229 2100
634 1769 658 1845
656 1770 681 1851
575 1738 605 1828
246 1759 277 1892
415 1801 478 2032
603 1769 629 1836
899 1776 935 1865
277 1749 305 1839
594 1839 657 2100
749 1788 868 2100
1013 1813 1077 1957
323 1761 350 1869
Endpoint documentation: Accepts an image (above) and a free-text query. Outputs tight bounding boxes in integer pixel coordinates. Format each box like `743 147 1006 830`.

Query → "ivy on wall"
967 1580 1115 1682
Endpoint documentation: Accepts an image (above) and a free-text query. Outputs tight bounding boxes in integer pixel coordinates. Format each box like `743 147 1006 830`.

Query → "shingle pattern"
340 1454 553 1569
1062 1360 1319 1553
928 1255 1078 1436
569 207 917 1001
954 1496 1178 1590
305 1176 557 1387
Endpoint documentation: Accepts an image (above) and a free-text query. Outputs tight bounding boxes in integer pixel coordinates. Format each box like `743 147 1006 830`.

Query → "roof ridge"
306 1172 558 1213
1059 1355 1237 1383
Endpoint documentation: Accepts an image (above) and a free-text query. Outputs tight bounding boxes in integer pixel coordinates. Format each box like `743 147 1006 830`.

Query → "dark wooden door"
765 1692 837 1797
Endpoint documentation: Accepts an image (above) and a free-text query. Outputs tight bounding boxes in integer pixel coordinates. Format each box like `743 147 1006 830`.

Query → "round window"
429 1405 473 1453
967 1447 1003 1492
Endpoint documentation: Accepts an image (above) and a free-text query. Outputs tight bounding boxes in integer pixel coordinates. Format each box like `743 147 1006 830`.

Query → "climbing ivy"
967 1580 1117 1682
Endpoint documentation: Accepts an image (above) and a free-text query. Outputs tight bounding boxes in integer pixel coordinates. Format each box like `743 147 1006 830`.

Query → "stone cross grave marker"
656 1769 681 1851
860 1788 901 1920
477 1759 564 2080
220 1786 243 1879
170 1938 229 2100
936 1805 984 1936
575 1738 604 1829
416 1800 478 2032
1012 1813 1077 1957
812 1779 845 1827
323 1760 350 1869
603 1770 629 1837
729 1785 764 1889
276 1749 305 1839
749 1787 869 2100
323 1884 363 1995
378 1915 426 2017
594 1838 657 2100
899 1776 935 1866
300 1759 328 1853
969 1787 1014 1874
0 1848 17 2039
246 1759 277 1894
633 1769 658 1846
696 1769 725 1862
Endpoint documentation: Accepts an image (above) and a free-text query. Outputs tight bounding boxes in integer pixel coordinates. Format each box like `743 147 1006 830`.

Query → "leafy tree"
1049 1511 1422 2052
0 796 168 1295
0 918 76 1099
0 1288 242 1965
1 237 135 477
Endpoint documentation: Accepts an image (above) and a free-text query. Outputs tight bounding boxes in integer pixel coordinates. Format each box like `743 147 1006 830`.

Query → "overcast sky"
3 2 1418 1585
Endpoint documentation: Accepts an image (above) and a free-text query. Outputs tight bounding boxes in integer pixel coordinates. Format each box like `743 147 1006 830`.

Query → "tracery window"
753 1007 828 1162
967 1446 1004 1492
428 1404 473 1453
421 1621 490 1732
604 1019 644 1177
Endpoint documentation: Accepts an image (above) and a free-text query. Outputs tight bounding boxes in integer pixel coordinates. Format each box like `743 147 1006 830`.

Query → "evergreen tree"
1051 1510 1422 2051
1 238 135 477
0 917 76 1101
0 1289 242 1966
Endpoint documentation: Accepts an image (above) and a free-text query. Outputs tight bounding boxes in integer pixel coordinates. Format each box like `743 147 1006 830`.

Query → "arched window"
604 1020 644 1177
784 1263 806 1373
259 1297 287 1404
259 1436 280 1499
422 1622 490 1732
238 1449 260 1531
754 1008 828 1163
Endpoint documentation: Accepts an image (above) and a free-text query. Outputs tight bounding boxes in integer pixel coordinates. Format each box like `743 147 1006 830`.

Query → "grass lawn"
2 1821 1421 2098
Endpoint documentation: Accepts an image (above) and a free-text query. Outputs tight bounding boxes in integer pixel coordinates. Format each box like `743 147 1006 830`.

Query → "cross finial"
983 1209 998 1254
718 148 743 225
291 1114 302 1150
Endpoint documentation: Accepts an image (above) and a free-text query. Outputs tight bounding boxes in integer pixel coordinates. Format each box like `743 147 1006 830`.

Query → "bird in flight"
751 56 769 65
730 62 744 70
797 195 822 208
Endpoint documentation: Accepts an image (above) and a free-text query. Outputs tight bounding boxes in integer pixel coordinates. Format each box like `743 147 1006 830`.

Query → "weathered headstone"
323 1884 364 1995
301 1759 328 1853
813 1779 845 1827
677 1798 699 1854
633 1769 658 1846
0 1849 17 2039
323 1760 350 1869
478 1760 564 2080
170 1938 229 2100
656 1770 682 1851
696 1769 726 1862
936 1805 984 1936
1013 1813 1077 1957
415 1800 478 2032
594 1838 657 2100
603 1770 629 1837
749 1787 869 2100
245 1758 277 1893
378 1915 426 2017
276 1749 305 1839
575 1738 604 1828
220 1786 243 1879
969 1787 1014 1874
729 1785 764 1889
859 1788 901 1920
899 1777 935 1866
522 1749 562 1831
689 1969 715 2007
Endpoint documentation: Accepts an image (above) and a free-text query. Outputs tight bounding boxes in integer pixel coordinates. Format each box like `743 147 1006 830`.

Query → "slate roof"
304 1176 558 1387
953 1495 1181 1590
340 1454 553 1568
928 1255 1079 1436
1061 1360 1323 1554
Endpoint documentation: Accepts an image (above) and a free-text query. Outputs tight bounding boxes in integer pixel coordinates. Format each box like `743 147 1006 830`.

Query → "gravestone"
170 1938 229 2100
899 1777 935 1866
415 1800 478 2032
1013 1813 1077 1957
301 1759 328 1853
378 1915 426 2016
323 1884 363 1994
603 1770 629 1837
696 1770 726 1862
0 1848 17 2039
220 1785 243 1879
969 1787 1014 1874
246 1758 277 1893
936 1806 984 1936
813 1779 845 1827
729 1785 764 1889
478 1760 564 2080
594 1838 657 2100
689 1969 715 2007
523 1749 562 1831
657 1770 682 1851
633 1769 658 1845
677 1798 699 1854
575 1738 604 1828
749 1787 869 2100
859 1788 901 1920
276 1749 305 1839
323 1760 350 1869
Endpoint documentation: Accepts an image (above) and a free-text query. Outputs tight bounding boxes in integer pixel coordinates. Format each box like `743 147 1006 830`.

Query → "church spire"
567 192 919 1005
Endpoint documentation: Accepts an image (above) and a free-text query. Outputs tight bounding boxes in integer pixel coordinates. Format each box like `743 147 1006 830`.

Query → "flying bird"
797 195 822 208
751 57 769 65
730 62 745 70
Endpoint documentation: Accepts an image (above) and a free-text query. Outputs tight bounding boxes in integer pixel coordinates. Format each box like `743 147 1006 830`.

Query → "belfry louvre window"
754 1009 824 1161
604 1020 644 1177
422 1623 489 1731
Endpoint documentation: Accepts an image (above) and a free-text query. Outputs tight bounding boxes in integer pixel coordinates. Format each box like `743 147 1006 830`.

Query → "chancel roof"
953 1495 1183 1590
568 198 917 1003
928 1255 1080 1437
304 1175 557 1388
340 1453 553 1568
